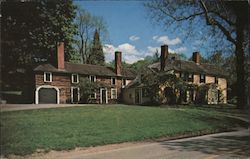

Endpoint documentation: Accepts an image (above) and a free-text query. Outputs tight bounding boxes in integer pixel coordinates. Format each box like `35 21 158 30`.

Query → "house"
34 42 136 104
123 45 227 105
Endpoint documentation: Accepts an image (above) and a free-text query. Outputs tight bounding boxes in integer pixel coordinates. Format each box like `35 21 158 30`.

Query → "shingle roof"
148 60 227 77
34 62 136 79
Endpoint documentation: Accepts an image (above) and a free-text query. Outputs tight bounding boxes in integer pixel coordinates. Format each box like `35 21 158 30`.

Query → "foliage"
1 1 77 102
2 1 77 66
145 0 249 109
88 30 105 65
105 60 131 68
77 77 99 103
142 71 184 104
74 7 108 64
0 105 246 155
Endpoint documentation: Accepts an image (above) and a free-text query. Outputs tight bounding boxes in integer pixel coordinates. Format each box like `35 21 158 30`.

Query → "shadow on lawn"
160 133 250 157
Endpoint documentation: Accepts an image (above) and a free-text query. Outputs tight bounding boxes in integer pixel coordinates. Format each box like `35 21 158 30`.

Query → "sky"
75 1 205 64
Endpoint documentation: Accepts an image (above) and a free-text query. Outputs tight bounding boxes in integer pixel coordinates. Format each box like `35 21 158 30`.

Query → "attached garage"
35 85 59 104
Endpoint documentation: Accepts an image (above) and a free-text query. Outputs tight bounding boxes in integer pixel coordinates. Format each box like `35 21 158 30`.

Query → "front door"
72 87 79 103
100 88 108 104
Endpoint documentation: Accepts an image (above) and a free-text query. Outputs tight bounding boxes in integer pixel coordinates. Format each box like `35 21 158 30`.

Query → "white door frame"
100 88 108 104
35 85 60 104
71 87 80 103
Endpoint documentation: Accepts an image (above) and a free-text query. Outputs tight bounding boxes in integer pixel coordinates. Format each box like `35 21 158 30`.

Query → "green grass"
0 105 247 156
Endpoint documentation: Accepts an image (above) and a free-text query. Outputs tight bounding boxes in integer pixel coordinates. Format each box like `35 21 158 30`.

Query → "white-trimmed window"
200 74 205 83
71 74 79 83
122 79 126 86
111 88 117 99
89 75 96 82
111 77 116 85
90 93 97 99
44 72 52 82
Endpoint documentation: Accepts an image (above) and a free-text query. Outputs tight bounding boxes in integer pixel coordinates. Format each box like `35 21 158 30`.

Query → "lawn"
0 105 247 156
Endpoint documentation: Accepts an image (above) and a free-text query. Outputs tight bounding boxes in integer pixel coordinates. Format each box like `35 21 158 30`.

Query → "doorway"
71 87 79 103
100 88 108 104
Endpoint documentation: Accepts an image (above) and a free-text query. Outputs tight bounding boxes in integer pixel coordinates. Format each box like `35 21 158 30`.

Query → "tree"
75 7 108 64
1 1 77 103
145 0 249 109
88 30 105 65
78 77 98 103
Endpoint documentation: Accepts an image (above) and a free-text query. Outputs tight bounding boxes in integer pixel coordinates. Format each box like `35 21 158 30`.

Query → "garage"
36 86 59 104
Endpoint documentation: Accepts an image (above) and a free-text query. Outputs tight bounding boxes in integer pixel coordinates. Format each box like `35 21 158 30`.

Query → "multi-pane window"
180 72 185 80
200 74 205 83
89 75 96 82
90 93 96 99
111 88 117 99
44 72 52 82
111 77 116 85
188 73 194 82
122 79 126 86
71 74 79 83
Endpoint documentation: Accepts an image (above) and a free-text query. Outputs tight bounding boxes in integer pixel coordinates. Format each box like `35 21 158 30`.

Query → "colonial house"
34 42 136 104
123 45 228 105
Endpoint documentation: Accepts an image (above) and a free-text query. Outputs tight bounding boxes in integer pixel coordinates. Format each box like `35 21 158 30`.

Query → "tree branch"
157 6 204 21
199 0 236 45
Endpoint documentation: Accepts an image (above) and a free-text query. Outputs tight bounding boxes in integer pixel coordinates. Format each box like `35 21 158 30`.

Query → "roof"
148 60 227 77
34 62 136 78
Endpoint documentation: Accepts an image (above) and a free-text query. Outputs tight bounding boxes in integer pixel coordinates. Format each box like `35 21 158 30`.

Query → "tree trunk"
235 16 246 109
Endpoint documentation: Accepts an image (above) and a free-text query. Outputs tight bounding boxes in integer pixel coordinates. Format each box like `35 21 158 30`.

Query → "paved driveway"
8 129 249 159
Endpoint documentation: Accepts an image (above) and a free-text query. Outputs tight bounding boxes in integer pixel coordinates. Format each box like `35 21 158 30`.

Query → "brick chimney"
160 45 168 71
57 42 65 70
192 52 200 64
115 51 122 76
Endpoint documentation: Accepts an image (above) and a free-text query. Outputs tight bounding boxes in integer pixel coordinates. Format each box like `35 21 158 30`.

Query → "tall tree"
145 0 249 109
1 0 77 103
88 30 105 65
75 7 108 64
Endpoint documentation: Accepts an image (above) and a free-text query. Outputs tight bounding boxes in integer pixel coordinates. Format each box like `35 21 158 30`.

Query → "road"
13 129 249 159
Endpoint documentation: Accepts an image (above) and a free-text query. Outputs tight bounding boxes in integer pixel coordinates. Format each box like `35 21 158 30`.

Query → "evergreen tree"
88 30 105 65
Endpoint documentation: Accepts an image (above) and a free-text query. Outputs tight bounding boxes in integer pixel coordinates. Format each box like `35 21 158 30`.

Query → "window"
180 72 185 80
71 74 79 83
142 88 149 97
44 72 52 82
215 77 218 84
200 74 205 83
188 73 193 82
90 93 96 99
111 77 116 85
89 75 96 82
111 88 117 99
122 79 126 86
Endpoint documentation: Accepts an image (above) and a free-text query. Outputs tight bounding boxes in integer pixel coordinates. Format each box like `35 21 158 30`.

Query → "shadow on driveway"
160 131 250 157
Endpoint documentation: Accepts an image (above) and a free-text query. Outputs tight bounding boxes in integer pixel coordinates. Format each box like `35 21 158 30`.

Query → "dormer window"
71 74 79 84
44 72 52 82
111 77 116 85
89 75 96 82
200 74 205 83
